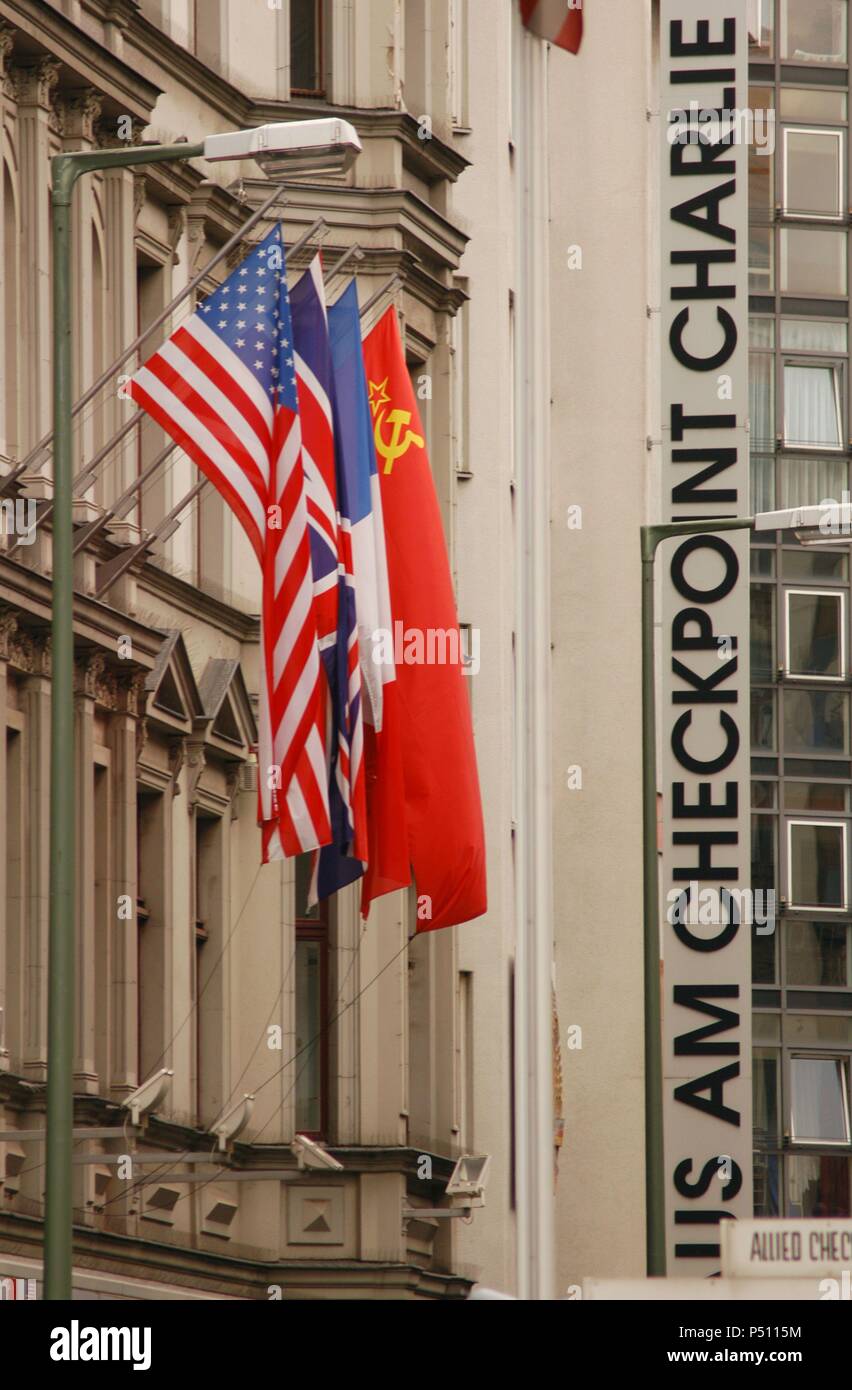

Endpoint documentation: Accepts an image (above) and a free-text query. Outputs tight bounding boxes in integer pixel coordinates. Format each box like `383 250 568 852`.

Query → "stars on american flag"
197 223 298 411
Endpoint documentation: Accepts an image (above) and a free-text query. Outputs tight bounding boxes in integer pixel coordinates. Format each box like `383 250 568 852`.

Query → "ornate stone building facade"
0 0 495 1300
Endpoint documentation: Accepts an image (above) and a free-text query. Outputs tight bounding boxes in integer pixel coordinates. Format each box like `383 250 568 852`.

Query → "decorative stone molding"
133 173 147 223
167 206 187 266
74 654 149 713
225 765 241 821
0 614 51 676
135 715 148 764
168 739 185 797
187 215 208 273
0 22 15 87
11 57 61 110
74 650 108 700
95 114 145 150
58 88 104 144
185 742 207 804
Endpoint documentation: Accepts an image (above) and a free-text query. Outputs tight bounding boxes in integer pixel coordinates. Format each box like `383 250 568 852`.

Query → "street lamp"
45 117 360 1301
640 504 826 1277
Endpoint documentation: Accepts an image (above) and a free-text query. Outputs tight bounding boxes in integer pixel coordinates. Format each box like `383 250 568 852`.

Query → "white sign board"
660 0 752 1278
722 1219 852 1278
583 1277 830 1301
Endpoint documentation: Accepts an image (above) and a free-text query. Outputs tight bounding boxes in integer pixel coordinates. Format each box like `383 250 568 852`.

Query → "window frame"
784 586 846 680
782 357 845 449
782 125 845 222
789 1051 852 1143
787 815 849 910
290 0 326 99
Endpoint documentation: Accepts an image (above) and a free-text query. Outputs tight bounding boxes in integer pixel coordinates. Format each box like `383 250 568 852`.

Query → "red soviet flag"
362 307 486 931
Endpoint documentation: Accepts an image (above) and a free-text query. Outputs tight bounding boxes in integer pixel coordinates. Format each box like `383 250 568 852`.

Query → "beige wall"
549 0 653 1287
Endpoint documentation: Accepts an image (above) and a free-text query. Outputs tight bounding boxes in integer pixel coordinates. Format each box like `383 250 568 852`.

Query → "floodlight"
204 119 362 177
212 1094 255 1150
122 1069 173 1127
291 1134 344 1172
446 1154 492 1206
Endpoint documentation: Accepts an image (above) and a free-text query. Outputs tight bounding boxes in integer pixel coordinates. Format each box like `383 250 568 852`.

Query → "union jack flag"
128 224 331 857
291 258 367 886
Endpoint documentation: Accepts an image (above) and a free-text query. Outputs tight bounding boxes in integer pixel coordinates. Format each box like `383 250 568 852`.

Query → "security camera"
122 1069 173 1127
291 1134 344 1172
212 1094 255 1151
446 1154 491 1207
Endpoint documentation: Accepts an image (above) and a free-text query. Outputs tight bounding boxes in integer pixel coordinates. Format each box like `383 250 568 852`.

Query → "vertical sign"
660 1 752 1276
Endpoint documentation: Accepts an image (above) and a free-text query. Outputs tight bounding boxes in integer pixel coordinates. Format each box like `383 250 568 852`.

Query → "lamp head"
204 118 362 177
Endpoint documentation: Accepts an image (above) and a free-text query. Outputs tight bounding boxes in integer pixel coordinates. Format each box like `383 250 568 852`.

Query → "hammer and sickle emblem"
374 408 424 475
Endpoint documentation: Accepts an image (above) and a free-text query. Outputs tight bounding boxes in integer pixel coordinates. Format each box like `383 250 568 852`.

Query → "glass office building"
749 0 852 1219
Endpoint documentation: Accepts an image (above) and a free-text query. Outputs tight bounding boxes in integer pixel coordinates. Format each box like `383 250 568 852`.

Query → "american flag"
128 224 331 858
291 258 367 884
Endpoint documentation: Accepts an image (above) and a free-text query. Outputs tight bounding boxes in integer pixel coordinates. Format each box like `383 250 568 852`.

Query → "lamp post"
45 118 360 1300
639 502 841 1279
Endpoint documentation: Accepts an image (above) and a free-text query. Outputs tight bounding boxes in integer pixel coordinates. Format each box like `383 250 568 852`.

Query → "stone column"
97 117 145 510
11 58 60 458
0 616 9 1070
0 21 17 463
73 654 100 1092
109 684 141 1098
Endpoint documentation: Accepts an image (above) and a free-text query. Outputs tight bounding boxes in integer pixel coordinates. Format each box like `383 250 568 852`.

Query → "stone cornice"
0 0 161 121
0 554 163 673
252 100 471 186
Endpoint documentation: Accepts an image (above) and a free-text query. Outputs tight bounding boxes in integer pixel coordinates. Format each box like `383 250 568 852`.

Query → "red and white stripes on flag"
520 0 583 53
128 224 332 858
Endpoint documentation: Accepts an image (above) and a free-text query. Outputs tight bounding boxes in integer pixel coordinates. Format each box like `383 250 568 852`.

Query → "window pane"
789 820 846 907
754 1048 780 1140
755 1012 782 1042
785 780 847 809
781 318 848 352
751 315 776 349
780 88 848 122
751 354 776 448
786 1013 852 1042
786 590 843 677
786 920 850 984
750 225 774 293
783 129 843 217
781 0 848 63
783 364 841 447
777 455 846 509
295 939 322 1132
749 1 774 54
782 548 848 580
751 140 775 215
754 1153 781 1216
291 0 321 91
751 455 776 512
781 228 847 296
753 924 778 983
752 813 777 892
783 688 849 753
790 1057 849 1142
752 779 777 807
751 548 775 577
752 585 775 678
787 1155 850 1217
753 687 776 750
